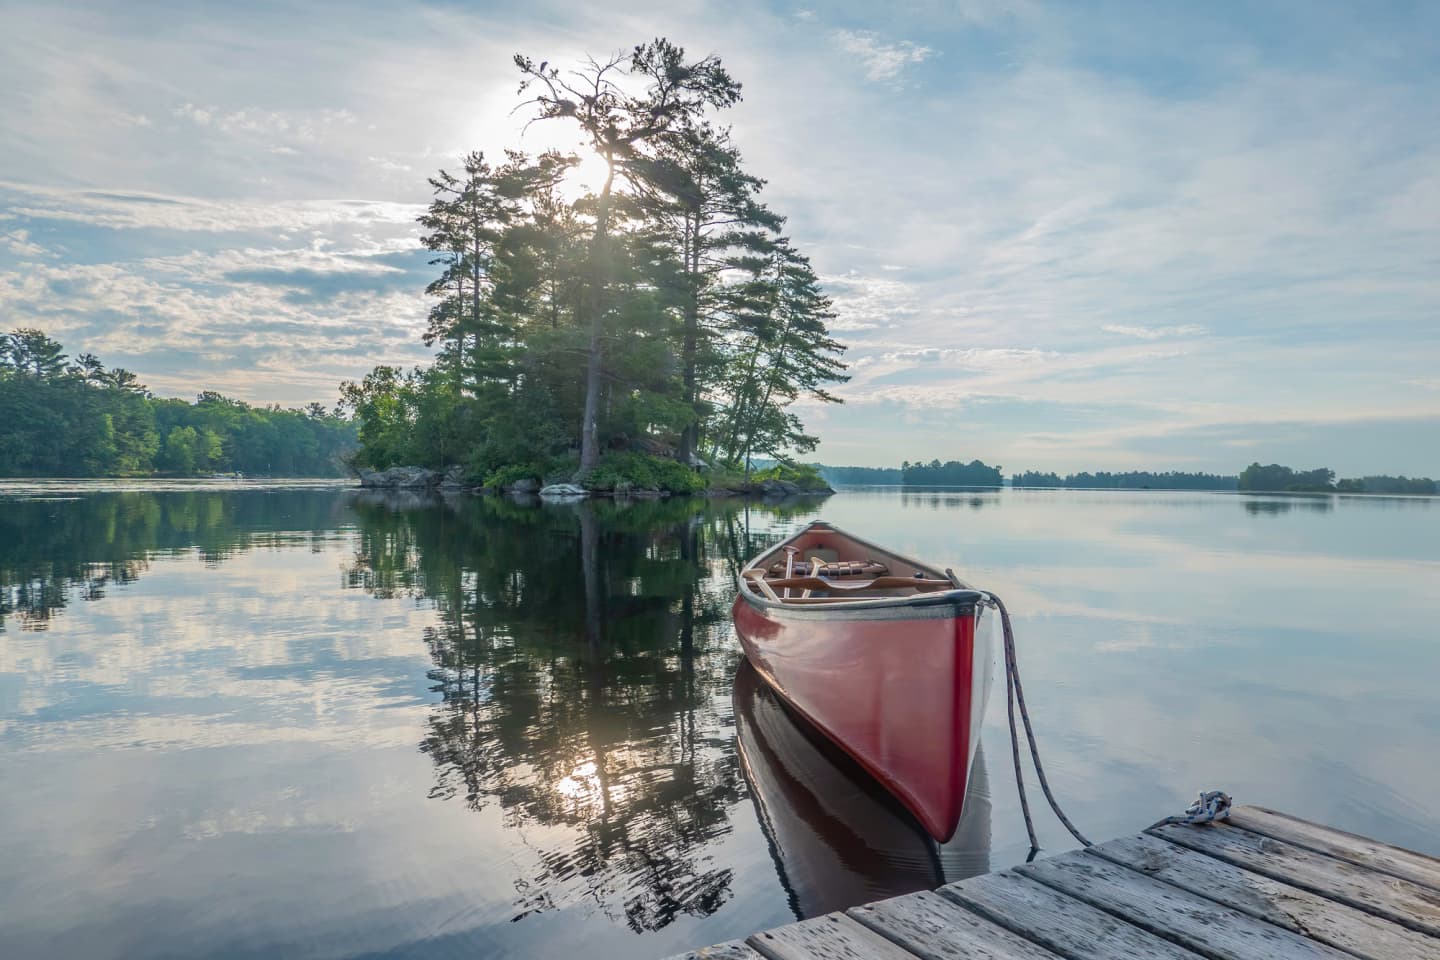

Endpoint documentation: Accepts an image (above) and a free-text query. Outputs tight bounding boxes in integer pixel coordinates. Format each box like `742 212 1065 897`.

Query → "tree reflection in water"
343 493 816 933
0 490 348 630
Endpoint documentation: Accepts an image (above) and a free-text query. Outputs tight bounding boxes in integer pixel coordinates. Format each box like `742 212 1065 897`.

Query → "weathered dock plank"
1227 805 1440 892
666 940 768 960
748 912 920 960
940 868 1207 960
663 807 1440 960
1093 832 1440 960
848 888 1061 960
1152 821 1440 937
1019 849 1354 960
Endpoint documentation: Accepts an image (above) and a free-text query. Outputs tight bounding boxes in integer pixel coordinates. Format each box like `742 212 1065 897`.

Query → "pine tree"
514 39 744 474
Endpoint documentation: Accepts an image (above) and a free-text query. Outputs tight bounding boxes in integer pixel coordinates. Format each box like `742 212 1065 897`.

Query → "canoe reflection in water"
733 660 991 921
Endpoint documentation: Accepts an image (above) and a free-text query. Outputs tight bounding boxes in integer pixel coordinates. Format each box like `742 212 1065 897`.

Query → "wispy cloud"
1102 324 1208 340
830 30 935 83
0 0 1435 471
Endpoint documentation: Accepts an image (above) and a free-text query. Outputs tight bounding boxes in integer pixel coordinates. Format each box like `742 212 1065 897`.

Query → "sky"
1 0 1437 475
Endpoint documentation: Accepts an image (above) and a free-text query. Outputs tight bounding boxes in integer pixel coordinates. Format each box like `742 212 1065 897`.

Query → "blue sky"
1 0 1437 474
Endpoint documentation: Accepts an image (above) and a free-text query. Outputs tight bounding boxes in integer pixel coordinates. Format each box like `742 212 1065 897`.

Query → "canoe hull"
733 659 993 919
733 589 993 842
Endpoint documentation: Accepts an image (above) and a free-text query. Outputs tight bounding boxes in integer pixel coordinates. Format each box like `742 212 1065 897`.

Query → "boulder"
758 478 802 497
439 465 466 489
358 466 440 488
506 477 541 495
539 483 589 499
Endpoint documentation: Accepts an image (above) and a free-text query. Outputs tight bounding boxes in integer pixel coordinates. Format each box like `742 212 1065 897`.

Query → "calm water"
1 484 1437 959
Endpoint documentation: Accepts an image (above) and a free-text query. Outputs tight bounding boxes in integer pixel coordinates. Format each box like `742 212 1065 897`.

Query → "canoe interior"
741 521 967 603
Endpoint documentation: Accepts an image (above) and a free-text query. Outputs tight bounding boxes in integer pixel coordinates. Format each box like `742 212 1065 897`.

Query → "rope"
950 573 1091 857
1149 790 1232 830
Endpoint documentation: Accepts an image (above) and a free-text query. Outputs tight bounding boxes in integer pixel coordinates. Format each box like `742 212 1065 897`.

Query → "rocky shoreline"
355 465 833 500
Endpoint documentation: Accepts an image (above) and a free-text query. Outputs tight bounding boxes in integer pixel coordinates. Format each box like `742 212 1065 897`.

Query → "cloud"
879 346 1060 369
220 263 425 304
0 0 1436 472
822 272 921 332
831 30 935 83
2 229 49 258
2 181 422 233
1102 324 1207 340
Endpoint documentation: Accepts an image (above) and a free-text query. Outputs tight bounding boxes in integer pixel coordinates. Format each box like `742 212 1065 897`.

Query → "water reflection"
734 661 990 920
0 490 347 630
1243 496 1334 515
340 494 811 933
4 484 1437 959
899 489 998 511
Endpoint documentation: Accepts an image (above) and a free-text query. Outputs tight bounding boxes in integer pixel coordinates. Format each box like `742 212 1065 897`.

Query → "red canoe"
732 520 994 843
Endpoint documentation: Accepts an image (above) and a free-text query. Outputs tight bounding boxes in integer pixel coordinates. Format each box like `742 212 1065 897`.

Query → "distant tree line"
1012 470 1238 490
900 459 1004 486
817 464 902 485
1338 475 1437 494
1239 462 1435 495
813 461 1435 495
0 329 356 477
342 40 847 489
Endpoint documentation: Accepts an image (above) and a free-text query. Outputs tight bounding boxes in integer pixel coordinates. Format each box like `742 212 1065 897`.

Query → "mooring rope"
952 575 1235 860
1149 789 1233 830
948 571 1092 857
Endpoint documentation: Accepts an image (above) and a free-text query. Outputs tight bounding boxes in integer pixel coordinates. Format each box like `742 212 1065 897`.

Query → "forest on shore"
340 40 847 495
813 460 1435 494
0 329 355 477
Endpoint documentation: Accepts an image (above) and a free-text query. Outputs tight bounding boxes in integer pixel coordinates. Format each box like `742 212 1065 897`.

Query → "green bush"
482 462 543 490
542 453 580 485
751 462 830 491
583 452 705 494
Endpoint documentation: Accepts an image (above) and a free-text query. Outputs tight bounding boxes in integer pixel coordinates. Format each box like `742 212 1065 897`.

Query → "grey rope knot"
1152 789 1233 829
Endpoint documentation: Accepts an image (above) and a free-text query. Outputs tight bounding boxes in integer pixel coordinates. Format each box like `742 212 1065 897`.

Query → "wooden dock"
665 805 1440 960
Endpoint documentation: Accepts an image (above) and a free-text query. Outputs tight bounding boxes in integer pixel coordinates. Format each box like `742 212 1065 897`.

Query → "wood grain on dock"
663 805 1440 960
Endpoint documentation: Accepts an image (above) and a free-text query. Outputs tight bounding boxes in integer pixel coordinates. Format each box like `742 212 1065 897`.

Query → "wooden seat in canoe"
742 569 953 603
768 558 889 578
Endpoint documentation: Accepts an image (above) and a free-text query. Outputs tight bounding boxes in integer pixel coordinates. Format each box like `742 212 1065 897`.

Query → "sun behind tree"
341 39 848 493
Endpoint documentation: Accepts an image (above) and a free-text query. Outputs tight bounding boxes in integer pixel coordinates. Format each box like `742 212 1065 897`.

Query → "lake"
2 483 1437 959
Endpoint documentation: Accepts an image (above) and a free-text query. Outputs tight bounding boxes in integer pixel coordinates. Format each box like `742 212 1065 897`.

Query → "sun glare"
558 152 613 203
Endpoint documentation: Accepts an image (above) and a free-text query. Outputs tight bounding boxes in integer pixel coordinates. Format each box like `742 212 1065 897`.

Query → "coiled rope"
1149 789 1233 829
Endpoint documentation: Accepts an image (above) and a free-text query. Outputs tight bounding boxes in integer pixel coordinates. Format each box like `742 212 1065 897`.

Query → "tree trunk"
578 158 617 475
677 212 700 466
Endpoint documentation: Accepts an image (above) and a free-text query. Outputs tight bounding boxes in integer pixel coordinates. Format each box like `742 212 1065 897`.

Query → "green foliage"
482 462 544 490
346 39 848 491
1013 470 1238 490
817 464 902 484
0 329 354 478
901 458 1004 486
1339 475 1436 495
750 462 829 491
1238 463 1336 492
583 452 706 494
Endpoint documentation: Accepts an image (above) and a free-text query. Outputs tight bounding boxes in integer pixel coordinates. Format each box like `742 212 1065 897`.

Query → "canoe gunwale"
735 585 986 620
736 519 987 619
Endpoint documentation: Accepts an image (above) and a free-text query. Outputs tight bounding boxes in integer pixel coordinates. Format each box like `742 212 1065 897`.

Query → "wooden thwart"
663 806 1440 960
